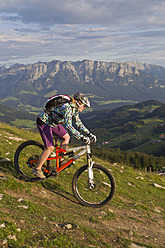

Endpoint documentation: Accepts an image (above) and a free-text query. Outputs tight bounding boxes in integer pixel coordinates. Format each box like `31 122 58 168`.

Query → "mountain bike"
14 136 116 208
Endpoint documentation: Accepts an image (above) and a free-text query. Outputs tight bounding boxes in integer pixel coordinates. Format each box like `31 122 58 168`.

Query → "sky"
0 0 165 68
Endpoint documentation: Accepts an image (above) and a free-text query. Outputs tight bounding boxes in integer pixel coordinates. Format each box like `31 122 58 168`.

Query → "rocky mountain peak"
0 59 165 112
0 59 164 82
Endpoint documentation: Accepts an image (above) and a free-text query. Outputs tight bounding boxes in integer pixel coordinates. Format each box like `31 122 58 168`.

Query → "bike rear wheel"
72 163 116 208
14 140 50 181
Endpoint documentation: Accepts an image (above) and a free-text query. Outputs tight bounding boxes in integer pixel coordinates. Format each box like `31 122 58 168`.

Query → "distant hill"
0 59 165 113
82 99 165 156
0 104 37 128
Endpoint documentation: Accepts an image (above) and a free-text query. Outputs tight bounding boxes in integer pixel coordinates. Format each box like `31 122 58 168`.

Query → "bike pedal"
26 163 34 168
51 170 58 177
44 166 57 177
44 170 57 178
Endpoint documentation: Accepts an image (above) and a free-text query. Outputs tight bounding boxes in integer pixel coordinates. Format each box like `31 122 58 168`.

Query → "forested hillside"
82 99 165 156
0 104 36 128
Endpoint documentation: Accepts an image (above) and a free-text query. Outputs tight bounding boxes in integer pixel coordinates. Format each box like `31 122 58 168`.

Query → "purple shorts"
37 123 68 147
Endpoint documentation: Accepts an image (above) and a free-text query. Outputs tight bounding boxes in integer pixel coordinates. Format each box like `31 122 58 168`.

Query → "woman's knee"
46 146 54 153
63 133 70 143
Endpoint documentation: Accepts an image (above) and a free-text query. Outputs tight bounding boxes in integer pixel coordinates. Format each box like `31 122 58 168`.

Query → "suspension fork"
87 144 95 189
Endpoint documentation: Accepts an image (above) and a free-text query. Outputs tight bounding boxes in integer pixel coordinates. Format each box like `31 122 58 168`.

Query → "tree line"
93 147 165 172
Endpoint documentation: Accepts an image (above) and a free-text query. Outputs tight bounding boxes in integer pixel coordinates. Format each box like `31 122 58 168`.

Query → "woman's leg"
60 133 70 150
35 146 54 170
33 123 55 177
52 124 70 150
52 125 70 163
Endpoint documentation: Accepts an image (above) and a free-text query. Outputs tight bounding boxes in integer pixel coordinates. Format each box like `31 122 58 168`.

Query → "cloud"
0 0 165 67
0 0 164 27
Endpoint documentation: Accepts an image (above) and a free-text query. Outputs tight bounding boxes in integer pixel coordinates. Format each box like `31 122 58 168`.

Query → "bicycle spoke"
72 164 115 207
14 141 50 180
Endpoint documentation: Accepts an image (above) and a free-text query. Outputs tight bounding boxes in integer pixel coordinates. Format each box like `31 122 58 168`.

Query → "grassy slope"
0 122 165 248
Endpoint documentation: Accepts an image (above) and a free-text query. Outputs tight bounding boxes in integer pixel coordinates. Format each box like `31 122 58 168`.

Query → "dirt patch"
101 207 165 247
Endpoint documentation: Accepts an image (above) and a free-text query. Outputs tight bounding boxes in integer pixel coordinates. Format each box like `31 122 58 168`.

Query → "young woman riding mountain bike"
14 92 116 208
33 92 97 179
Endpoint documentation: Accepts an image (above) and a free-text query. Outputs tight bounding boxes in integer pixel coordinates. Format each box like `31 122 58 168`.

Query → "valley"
1 98 165 158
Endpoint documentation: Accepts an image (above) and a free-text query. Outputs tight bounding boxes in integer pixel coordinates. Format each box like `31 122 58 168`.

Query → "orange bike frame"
29 144 95 185
44 145 87 173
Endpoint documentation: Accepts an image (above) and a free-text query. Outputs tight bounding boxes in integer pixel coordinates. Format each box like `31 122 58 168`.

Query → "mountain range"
0 59 165 113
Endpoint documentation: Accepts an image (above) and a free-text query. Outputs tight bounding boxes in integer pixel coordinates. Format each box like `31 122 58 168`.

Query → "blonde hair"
71 97 82 110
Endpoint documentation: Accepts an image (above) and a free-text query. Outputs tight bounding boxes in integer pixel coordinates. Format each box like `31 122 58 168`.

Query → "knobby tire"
14 140 46 181
72 163 116 208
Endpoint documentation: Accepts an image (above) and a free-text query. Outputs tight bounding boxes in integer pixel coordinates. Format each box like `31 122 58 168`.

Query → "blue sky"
0 0 165 67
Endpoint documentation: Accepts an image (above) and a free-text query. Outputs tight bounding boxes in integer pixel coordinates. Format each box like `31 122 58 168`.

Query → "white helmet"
74 93 90 107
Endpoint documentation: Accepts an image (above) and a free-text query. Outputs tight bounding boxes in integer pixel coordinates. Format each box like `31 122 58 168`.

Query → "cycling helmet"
74 92 90 107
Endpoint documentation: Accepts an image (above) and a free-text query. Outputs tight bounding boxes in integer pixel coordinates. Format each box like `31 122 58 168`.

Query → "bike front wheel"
72 163 116 208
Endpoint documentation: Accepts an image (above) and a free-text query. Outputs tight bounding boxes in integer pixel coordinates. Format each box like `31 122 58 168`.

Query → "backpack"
44 94 71 114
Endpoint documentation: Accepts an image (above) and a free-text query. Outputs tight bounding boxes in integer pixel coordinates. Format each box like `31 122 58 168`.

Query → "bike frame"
29 142 95 187
41 144 94 173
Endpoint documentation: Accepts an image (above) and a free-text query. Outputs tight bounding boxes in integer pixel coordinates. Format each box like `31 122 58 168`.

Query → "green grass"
0 96 18 102
18 90 38 95
0 121 165 247
11 119 35 128
94 99 138 105
21 105 42 114
44 90 58 98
